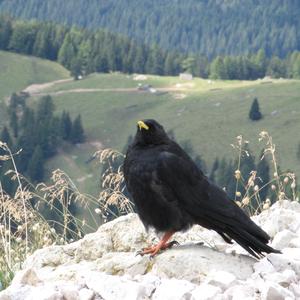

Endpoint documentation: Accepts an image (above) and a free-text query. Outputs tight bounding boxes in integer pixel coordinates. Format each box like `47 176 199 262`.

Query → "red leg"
140 231 176 257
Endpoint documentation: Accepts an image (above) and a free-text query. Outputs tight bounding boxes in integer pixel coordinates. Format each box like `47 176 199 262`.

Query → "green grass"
43 72 137 92
0 50 69 103
27 73 300 195
0 51 69 127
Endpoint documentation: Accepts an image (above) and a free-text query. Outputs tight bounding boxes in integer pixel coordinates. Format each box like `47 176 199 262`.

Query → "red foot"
138 231 176 257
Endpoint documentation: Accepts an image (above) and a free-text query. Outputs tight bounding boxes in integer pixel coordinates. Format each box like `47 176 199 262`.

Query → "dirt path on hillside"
26 86 185 97
21 75 187 101
22 78 73 94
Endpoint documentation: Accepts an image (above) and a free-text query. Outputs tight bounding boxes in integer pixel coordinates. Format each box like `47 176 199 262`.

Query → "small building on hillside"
179 73 193 80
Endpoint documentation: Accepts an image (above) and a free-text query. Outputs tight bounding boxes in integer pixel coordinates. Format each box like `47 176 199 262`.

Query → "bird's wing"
155 151 276 258
156 151 251 228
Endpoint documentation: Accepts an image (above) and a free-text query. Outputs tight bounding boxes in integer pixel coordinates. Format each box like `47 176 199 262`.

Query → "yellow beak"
137 120 149 131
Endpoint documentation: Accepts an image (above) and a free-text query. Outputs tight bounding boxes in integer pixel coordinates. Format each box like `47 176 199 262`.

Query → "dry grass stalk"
233 131 298 215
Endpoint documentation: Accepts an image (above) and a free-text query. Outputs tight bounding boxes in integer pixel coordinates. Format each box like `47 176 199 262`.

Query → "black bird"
123 119 281 258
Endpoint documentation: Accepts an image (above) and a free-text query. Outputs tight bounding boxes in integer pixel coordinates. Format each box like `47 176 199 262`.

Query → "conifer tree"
0 126 12 147
267 56 287 78
210 56 228 79
36 95 55 130
132 45 146 74
8 93 19 113
249 98 262 121
61 111 72 141
291 54 300 79
254 49 267 78
181 56 196 74
27 145 44 182
164 53 176 75
0 15 12 50
70 57 82 80
57 33 76 68
9 110 18 138
70 114 85 144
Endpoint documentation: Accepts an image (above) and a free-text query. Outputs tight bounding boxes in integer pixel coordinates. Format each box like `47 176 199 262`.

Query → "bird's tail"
224 225 281 259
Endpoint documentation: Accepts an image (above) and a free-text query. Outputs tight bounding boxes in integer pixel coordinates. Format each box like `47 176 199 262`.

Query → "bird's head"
134 119 169 146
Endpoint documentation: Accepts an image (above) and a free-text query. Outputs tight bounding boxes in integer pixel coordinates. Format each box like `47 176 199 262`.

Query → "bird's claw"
135 250 145 257
136 240 179 257
168 240 180 247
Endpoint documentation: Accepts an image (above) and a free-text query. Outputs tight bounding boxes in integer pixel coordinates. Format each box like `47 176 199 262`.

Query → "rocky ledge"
1 200 300 300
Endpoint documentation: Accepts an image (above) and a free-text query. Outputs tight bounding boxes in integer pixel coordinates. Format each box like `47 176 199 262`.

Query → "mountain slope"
0 0 299 57
0 50 69 101
24 73 300 194
0 50 69 125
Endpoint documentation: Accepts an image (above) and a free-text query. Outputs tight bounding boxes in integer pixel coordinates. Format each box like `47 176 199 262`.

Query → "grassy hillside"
27 73 300 195
0 50 69 126
0 50 69 103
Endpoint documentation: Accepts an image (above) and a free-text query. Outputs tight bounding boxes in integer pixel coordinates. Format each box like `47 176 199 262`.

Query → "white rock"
261 282 295 300
255 206 300 236
60 284 81 300
152 278 195 300
267 252 300 275
134 274 161 297
0 285 32 300
264 270 297 287
25 285 64 300
78 288 94 300
96 251 149 276
223 284 255 300
74 230 113 261
1 210 300 299
84 271 149 300
253 257 276 275
11 268 42 287
273 200 300 212
290 283 300 298
191 284 222 300
96 213 150 252
151 245 254 283
271 230 297 249
282 247 300 261
23 244 77 270
206 270 236 290
248 271 264 288
289 237 300 248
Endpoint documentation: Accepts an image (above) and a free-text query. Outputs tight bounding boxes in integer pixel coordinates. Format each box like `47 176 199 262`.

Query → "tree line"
0 0 299 58
0 15 184 78
0 93 85 193
1 15 300 80
208 50 300 80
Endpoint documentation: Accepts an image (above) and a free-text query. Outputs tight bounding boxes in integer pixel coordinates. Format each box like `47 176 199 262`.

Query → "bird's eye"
148 125 155 131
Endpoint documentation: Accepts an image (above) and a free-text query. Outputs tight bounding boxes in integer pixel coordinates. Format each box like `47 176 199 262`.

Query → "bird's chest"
125 150 168 203
125 154 158 190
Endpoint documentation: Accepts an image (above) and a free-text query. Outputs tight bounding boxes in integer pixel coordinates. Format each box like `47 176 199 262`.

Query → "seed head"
242 197 250 206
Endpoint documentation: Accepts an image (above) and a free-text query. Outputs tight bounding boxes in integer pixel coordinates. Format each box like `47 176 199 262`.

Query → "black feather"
123 119 281 258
